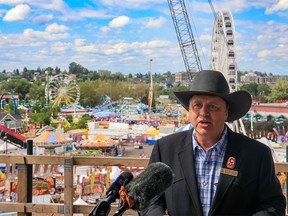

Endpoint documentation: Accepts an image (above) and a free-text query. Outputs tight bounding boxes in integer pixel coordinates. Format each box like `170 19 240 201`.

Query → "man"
141 70 285 216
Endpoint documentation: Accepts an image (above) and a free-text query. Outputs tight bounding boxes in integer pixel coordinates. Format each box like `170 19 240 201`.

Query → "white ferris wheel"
210 10 238 90
45 74 80 107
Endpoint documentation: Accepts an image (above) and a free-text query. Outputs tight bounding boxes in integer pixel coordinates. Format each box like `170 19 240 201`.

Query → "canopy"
33 131 72 148
177 124 193 132
145 129 160 135
81 134 116 148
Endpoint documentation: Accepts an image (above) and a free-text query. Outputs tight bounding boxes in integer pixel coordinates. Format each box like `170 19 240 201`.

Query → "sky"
0 0 288 76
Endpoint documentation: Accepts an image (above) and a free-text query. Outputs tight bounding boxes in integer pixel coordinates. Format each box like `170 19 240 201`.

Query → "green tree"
257 83 271 102
98 70 112 80
240 83 258 99
22 67 32 80
28 80 46 102
69 114 91 130
266 77 288 102
112 72 126 81
29 105 60 125
0 78 31 100
69 62 88 77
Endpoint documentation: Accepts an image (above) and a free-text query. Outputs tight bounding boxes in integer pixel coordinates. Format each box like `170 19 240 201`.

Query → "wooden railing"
0 154 286 215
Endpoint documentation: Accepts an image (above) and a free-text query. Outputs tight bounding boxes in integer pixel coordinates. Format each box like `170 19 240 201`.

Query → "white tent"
177 124 193 132
73 197 88 216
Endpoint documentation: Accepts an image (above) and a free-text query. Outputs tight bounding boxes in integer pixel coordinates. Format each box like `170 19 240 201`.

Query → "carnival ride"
45 74 80 107
91 96 147 120
210 10 237 90
0 92 18 115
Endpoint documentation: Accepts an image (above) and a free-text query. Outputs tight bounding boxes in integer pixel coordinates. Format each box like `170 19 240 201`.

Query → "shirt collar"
192 126 228 154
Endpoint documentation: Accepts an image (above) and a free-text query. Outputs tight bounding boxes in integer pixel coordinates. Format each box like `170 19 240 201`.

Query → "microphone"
113 162 174 216
89 171 133 216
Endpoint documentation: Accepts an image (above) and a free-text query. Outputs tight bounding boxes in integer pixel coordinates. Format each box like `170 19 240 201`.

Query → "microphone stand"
89 190 117 216
113 204 129 216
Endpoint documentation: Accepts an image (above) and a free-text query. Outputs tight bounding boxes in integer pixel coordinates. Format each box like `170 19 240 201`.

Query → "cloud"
23 28 69 40
199 34 212 42
3 4 30 21
46 22 69 33
257 50 271 58
101 26 110 33
266 0 288 14
50 41 72 52
101 0 164 9
73 39 171 55
146 16 167 28
32 14 54 25
78 9 112 19
109 16 131 28
257 34 273 41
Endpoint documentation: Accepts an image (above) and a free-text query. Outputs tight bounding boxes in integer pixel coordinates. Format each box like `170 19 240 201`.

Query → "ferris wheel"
210 10 237 90
45 74 80 107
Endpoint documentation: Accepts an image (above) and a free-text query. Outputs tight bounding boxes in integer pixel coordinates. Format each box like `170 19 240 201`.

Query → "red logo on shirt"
226 157 236 169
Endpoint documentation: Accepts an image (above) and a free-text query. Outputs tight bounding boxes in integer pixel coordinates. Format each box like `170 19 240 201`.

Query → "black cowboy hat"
174 70 252 122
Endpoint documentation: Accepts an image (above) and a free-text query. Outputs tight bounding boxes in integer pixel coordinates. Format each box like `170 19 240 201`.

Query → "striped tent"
33 131 72 148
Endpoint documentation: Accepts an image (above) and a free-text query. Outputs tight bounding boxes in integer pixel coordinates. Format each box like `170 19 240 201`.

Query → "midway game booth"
78 134 118 157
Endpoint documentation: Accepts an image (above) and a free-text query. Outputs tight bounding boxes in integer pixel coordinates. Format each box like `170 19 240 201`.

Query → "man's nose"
199 105 210 116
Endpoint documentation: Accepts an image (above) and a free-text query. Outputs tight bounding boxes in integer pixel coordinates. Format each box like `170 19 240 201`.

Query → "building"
175 71 197 83
0 113 23 130
240 71 278 84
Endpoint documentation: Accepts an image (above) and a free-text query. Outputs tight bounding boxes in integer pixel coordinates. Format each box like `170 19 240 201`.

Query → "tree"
112 72 126 81
98 70 112 80
257 83 271 102
0 78 31 100
29 105 60 125
28 81 46 102
22 67 32 80
240 83 258 99
266 77 288 102
87 71 99 80
69 62 88 76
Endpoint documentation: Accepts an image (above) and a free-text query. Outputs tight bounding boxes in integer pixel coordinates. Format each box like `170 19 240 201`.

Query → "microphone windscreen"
125 162 174 211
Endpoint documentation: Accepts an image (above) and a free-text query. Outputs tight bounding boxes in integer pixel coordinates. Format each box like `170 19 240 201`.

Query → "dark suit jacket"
140 127 286 216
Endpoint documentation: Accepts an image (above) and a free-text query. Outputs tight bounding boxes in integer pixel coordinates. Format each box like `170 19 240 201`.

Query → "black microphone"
113 162 174 216
89 171 133 216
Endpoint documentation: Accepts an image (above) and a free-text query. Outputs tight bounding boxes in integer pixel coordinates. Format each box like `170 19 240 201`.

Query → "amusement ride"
210 10 238 90
45 73 80 107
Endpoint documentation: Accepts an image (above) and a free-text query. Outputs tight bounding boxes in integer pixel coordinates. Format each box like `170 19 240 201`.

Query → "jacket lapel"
178 129 204 216
209 128 242 215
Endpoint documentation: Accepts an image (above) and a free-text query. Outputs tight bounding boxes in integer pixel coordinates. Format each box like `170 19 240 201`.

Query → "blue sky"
0 0 288 75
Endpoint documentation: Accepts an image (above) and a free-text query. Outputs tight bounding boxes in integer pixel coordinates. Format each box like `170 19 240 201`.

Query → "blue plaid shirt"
192 127 228 216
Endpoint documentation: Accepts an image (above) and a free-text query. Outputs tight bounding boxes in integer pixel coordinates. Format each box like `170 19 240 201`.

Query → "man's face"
189 95 228 143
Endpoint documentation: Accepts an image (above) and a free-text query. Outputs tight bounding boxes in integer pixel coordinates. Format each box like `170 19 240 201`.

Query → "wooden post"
17 164 27 216
26 140 33 216
64 158 73 215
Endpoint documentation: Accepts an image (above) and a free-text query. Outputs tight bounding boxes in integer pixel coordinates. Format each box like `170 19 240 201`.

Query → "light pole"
148 59 153 114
